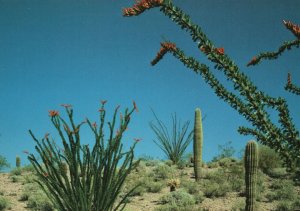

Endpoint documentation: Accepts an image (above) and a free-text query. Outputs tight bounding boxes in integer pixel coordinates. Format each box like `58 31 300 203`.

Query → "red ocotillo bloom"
123 0 163 17
247 57 258 66
283 20 300 39
49 110 59 117
151 42 177 66
215 47 225 55
287 72 292 85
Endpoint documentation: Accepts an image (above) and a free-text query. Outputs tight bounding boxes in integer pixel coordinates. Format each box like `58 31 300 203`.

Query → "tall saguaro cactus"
16 156 21 168
244 140 258 211
194 108 203 182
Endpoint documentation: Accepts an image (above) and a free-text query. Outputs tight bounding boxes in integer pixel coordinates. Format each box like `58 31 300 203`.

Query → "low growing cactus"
167 178 180 192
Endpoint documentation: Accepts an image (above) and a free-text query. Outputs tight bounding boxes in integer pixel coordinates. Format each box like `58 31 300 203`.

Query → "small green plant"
0 155 10 172
149 110 193 165
159 189 196 207
27 102 140 211
10 175 19 183
0 196 8 211
202 181 230 198
146 181 164 193
267 179 296 201
10 167 22 176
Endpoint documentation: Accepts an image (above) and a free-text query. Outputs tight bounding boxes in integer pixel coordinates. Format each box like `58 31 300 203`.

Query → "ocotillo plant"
149 110 193 165
27 101 140 211
122 0 300 171
193 108 203 182
16 156 21 168
244 140 258 211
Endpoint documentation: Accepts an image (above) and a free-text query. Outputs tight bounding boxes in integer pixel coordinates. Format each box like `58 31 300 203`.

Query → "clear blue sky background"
0 0 299 171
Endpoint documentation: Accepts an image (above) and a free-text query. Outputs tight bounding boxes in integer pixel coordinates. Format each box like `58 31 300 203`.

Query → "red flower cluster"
134 138 143 142
283 20 300 39
151 42 177 65
247 57 258 66
49 110 59 117
101 100 107 105
215 47 224 55
123 0 163 17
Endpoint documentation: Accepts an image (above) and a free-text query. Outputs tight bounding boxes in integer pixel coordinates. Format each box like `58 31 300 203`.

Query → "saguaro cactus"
193 108 203 182
244 140 259 211
16 156 21 168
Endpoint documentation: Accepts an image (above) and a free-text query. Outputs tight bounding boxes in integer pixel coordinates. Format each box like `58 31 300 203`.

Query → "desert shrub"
155 204 198 211
10 167 22 176
217 157 238 168
276 199 300 211
0 155 10 172
19 192 30 201
267 168 288 179
153 164 177 180
130 185 146 196
146 181 164 193
21 164 35 172
211 141 236 162
176 160 188 170
202 181 230 198
23 174 37 184
193 191 205 204
267 179 296 201
182 181 200 195
206 161 219 168
0 196 8 211
10 175 20 183
258 145 283 174
27 190 55 211
159 190 196 207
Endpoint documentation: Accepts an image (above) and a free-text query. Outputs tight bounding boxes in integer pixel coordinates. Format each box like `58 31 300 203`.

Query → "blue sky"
0 0 299 171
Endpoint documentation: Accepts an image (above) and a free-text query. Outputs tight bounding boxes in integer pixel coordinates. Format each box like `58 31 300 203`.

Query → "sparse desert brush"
10 175 19 183
267 179 296 201
202 180 230 198
258 145 283 174
158 189 196 208
152 164 177 180
27 189 54 211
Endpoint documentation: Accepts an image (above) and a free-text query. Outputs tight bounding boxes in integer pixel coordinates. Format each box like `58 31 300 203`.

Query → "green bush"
10 167 22 176
276 199 300 211
0 155 10 172
267 179 296 201
217 157 238 168
10 175 20 183
153 164 177 180
202 181 230 198
258 145 283 174
27 190 55 211
0 196 8 211
159 190 196 207
146 181 164 193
